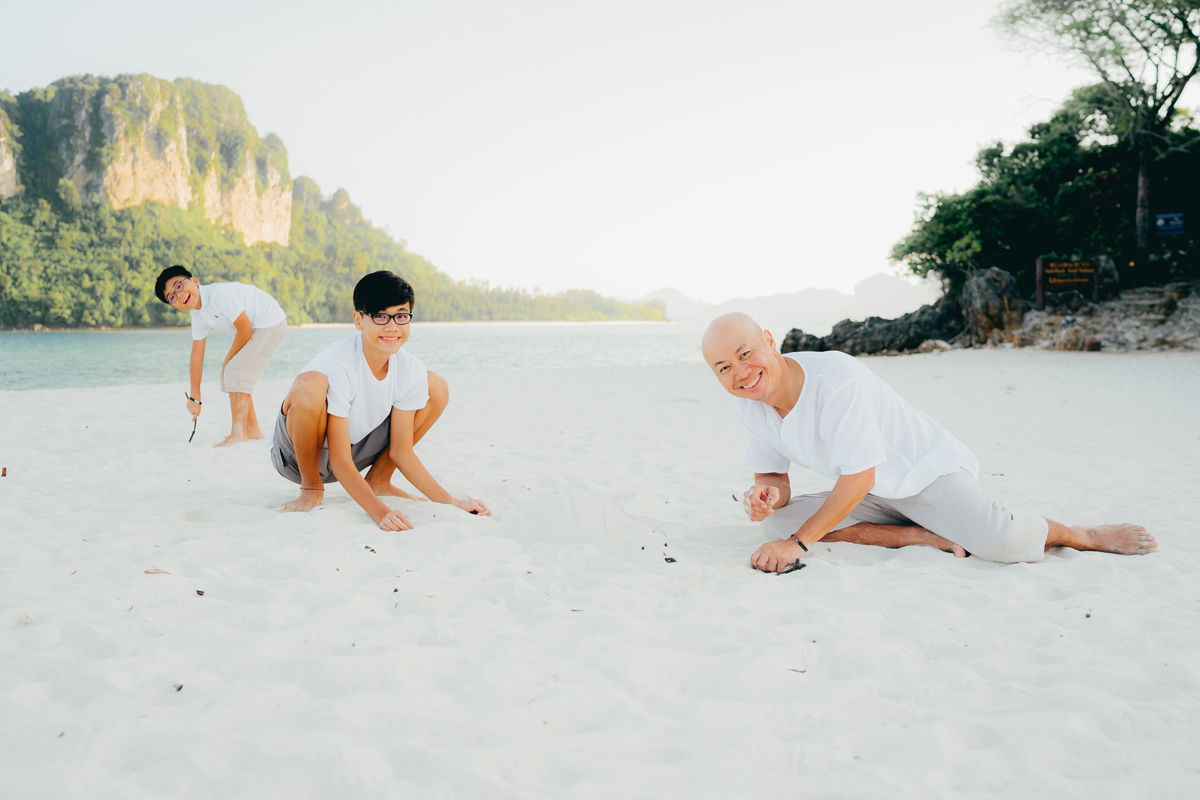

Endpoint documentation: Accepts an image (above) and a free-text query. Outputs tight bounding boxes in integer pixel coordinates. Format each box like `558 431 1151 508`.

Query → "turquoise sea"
0 323 704 391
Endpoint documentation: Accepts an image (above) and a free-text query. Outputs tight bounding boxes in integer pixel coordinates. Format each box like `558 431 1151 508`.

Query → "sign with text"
1156 212 1185 236
1036 259 1098 310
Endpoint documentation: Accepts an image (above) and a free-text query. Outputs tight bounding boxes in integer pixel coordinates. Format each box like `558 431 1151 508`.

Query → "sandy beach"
3 348 1199 798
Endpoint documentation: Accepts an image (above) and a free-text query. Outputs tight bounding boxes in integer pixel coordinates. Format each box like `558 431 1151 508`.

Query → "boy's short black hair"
353 271 415 315
155 265 192 304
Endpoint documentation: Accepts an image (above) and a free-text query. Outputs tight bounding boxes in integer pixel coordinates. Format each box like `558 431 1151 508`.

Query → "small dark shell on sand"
664 557 677 563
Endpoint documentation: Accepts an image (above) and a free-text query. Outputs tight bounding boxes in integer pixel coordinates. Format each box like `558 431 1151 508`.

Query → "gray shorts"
762 468 1049 563
221 320 287 394
269 406 392 485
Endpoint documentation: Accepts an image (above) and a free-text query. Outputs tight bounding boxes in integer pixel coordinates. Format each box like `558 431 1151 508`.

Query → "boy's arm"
223 312 254 369
187 338 206 420
389 407 491 515
326 414 413 531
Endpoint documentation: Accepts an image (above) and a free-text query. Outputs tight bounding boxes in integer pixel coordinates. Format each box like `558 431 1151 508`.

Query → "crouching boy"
272 270 490 530
156 266 289 447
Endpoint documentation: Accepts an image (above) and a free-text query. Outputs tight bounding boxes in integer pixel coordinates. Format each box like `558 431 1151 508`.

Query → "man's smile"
739 371 763 392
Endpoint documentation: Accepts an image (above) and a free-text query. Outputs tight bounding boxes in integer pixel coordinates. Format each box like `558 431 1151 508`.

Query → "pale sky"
5 0 1107 302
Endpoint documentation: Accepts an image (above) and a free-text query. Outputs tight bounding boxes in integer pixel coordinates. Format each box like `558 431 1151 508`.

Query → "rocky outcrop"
50 77 191 210
1010 281 1200 351
202 151 291 246
0 103 20 199
6 74 292 246
960 266 1025 343
781 293 966 356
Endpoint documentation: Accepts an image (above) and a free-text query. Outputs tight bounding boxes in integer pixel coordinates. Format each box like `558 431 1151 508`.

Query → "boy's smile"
355 302 413 363
166 277 201 311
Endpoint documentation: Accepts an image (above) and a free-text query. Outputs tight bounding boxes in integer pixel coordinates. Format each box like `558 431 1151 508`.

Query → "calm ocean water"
0 323 704 391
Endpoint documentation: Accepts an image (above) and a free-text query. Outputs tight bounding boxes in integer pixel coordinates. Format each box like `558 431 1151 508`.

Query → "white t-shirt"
735 351 979 499
190 282 287 341
304 334 430 444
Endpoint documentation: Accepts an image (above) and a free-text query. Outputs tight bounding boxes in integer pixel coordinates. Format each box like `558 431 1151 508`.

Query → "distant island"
0 74 665 328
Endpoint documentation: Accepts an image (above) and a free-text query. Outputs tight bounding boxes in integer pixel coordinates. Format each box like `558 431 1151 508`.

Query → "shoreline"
0 319 680 333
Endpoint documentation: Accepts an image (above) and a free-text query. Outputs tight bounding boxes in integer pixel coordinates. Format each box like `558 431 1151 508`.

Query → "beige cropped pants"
220 320 287 394
762 468 1049 563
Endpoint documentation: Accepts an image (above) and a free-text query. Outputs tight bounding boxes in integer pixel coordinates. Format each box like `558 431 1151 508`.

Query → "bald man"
702 313 1158 573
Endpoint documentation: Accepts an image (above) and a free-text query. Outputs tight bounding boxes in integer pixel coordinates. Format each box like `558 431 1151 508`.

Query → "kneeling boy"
156 266 288 447
271 270 490 530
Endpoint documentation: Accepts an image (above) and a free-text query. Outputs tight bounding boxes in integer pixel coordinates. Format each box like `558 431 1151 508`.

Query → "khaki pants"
762 468 1049 563
220 321 287 394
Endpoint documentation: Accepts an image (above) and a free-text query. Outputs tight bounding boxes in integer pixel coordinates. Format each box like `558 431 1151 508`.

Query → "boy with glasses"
155 266 288 447
271 270 490 529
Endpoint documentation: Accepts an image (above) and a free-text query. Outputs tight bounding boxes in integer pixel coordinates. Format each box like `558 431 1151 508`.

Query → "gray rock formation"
781 293 966 356
1012 281 1199 351
960 267 1025 343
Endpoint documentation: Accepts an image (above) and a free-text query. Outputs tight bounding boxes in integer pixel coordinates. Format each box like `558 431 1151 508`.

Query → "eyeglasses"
368 312 413 325
166 278 187 305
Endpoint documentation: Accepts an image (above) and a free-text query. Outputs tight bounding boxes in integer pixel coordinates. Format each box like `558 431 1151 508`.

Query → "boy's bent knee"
284 371 329 413
428 371 449 406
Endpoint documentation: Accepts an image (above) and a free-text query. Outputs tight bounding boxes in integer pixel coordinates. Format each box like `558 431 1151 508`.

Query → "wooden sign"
1036 259 1098 310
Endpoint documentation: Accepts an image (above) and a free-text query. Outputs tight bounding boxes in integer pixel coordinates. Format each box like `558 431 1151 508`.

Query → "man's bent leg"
280 372 329 513
364 371 448 499
764 493 968 557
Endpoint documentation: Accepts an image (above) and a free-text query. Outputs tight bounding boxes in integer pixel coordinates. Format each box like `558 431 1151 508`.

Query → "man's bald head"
702 312 765 365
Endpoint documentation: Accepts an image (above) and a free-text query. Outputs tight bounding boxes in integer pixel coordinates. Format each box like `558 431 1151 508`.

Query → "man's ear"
763 329 776 351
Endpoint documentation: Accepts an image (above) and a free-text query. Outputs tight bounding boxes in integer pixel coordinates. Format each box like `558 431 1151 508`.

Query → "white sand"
3 349 1199 798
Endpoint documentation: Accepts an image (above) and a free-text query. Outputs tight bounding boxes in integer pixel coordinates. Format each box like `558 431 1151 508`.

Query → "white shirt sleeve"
323 362 355 418
393 357 429 411
737 405 792 474
214 285 247 324
820 379 887 476
190 311 209 341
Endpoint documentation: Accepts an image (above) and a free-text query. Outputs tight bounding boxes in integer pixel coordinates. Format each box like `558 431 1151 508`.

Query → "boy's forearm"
392 449 454 504
331 457 391 521
225 331 252 363
189 351 204 398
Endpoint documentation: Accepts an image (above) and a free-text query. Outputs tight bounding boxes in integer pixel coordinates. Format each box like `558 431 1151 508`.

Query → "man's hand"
751 538 806 573
185 398 202 421
453 498 492 516
376 508 413 531
743 484 780 522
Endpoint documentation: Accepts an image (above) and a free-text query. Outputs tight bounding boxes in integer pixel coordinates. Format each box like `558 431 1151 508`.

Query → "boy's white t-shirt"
735 351 979 499
190 282 287 340
304 333 430 444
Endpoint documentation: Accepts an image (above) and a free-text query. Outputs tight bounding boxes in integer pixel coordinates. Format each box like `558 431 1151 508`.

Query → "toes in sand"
281 489 324 513
1084 523 1158 555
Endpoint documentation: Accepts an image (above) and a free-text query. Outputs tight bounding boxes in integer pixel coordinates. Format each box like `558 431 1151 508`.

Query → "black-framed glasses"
368 312 413 325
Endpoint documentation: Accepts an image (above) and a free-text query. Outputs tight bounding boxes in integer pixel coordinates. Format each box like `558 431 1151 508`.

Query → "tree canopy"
891 86 1200 294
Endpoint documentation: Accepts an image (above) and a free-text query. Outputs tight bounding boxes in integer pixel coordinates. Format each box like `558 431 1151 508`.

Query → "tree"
994 0 1200 261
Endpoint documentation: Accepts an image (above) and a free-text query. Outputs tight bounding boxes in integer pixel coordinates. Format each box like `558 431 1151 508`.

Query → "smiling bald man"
702 313 1158 573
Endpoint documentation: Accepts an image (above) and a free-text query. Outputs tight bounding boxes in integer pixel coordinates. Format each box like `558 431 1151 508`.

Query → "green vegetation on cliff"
0 73 663 327
0 180 664 326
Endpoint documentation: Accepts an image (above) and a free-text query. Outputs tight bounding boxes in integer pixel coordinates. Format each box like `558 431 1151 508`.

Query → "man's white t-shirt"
735 351 979 499
304 334 430 444
190 282 287 341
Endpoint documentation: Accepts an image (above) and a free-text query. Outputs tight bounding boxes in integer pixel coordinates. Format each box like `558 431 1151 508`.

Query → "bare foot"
281 488 324 513
247 427 266 441
1055 523 1158 555
214 433 248 448
366 479 424 501
911 527 969 558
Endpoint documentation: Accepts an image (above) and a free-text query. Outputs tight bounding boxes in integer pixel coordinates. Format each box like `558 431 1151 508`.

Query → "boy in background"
155 266 289 447
271 270 489 530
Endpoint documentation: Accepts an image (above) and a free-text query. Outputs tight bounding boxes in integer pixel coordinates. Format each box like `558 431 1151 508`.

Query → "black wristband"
185 392 201 405
790 533 808 552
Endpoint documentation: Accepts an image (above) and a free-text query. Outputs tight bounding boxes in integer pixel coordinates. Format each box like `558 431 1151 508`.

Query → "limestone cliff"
0 100 19 199
4 74 292 246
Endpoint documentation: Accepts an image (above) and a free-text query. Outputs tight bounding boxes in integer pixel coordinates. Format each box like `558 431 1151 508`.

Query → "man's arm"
389 407 488 514
326 414 413 531
743 472 791 522
187 338 206 420
223 311 254 370
750 467 875 572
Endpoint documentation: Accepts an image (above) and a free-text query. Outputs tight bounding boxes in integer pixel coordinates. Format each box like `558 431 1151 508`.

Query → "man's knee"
284 371 329 415
427 370 449 408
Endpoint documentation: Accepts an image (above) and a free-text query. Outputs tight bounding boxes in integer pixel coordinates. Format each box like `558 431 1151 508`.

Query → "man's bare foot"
281 489 324 513
366 478 424 501
910 527 969 558
1051 523 1158 555
214 433 248 448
